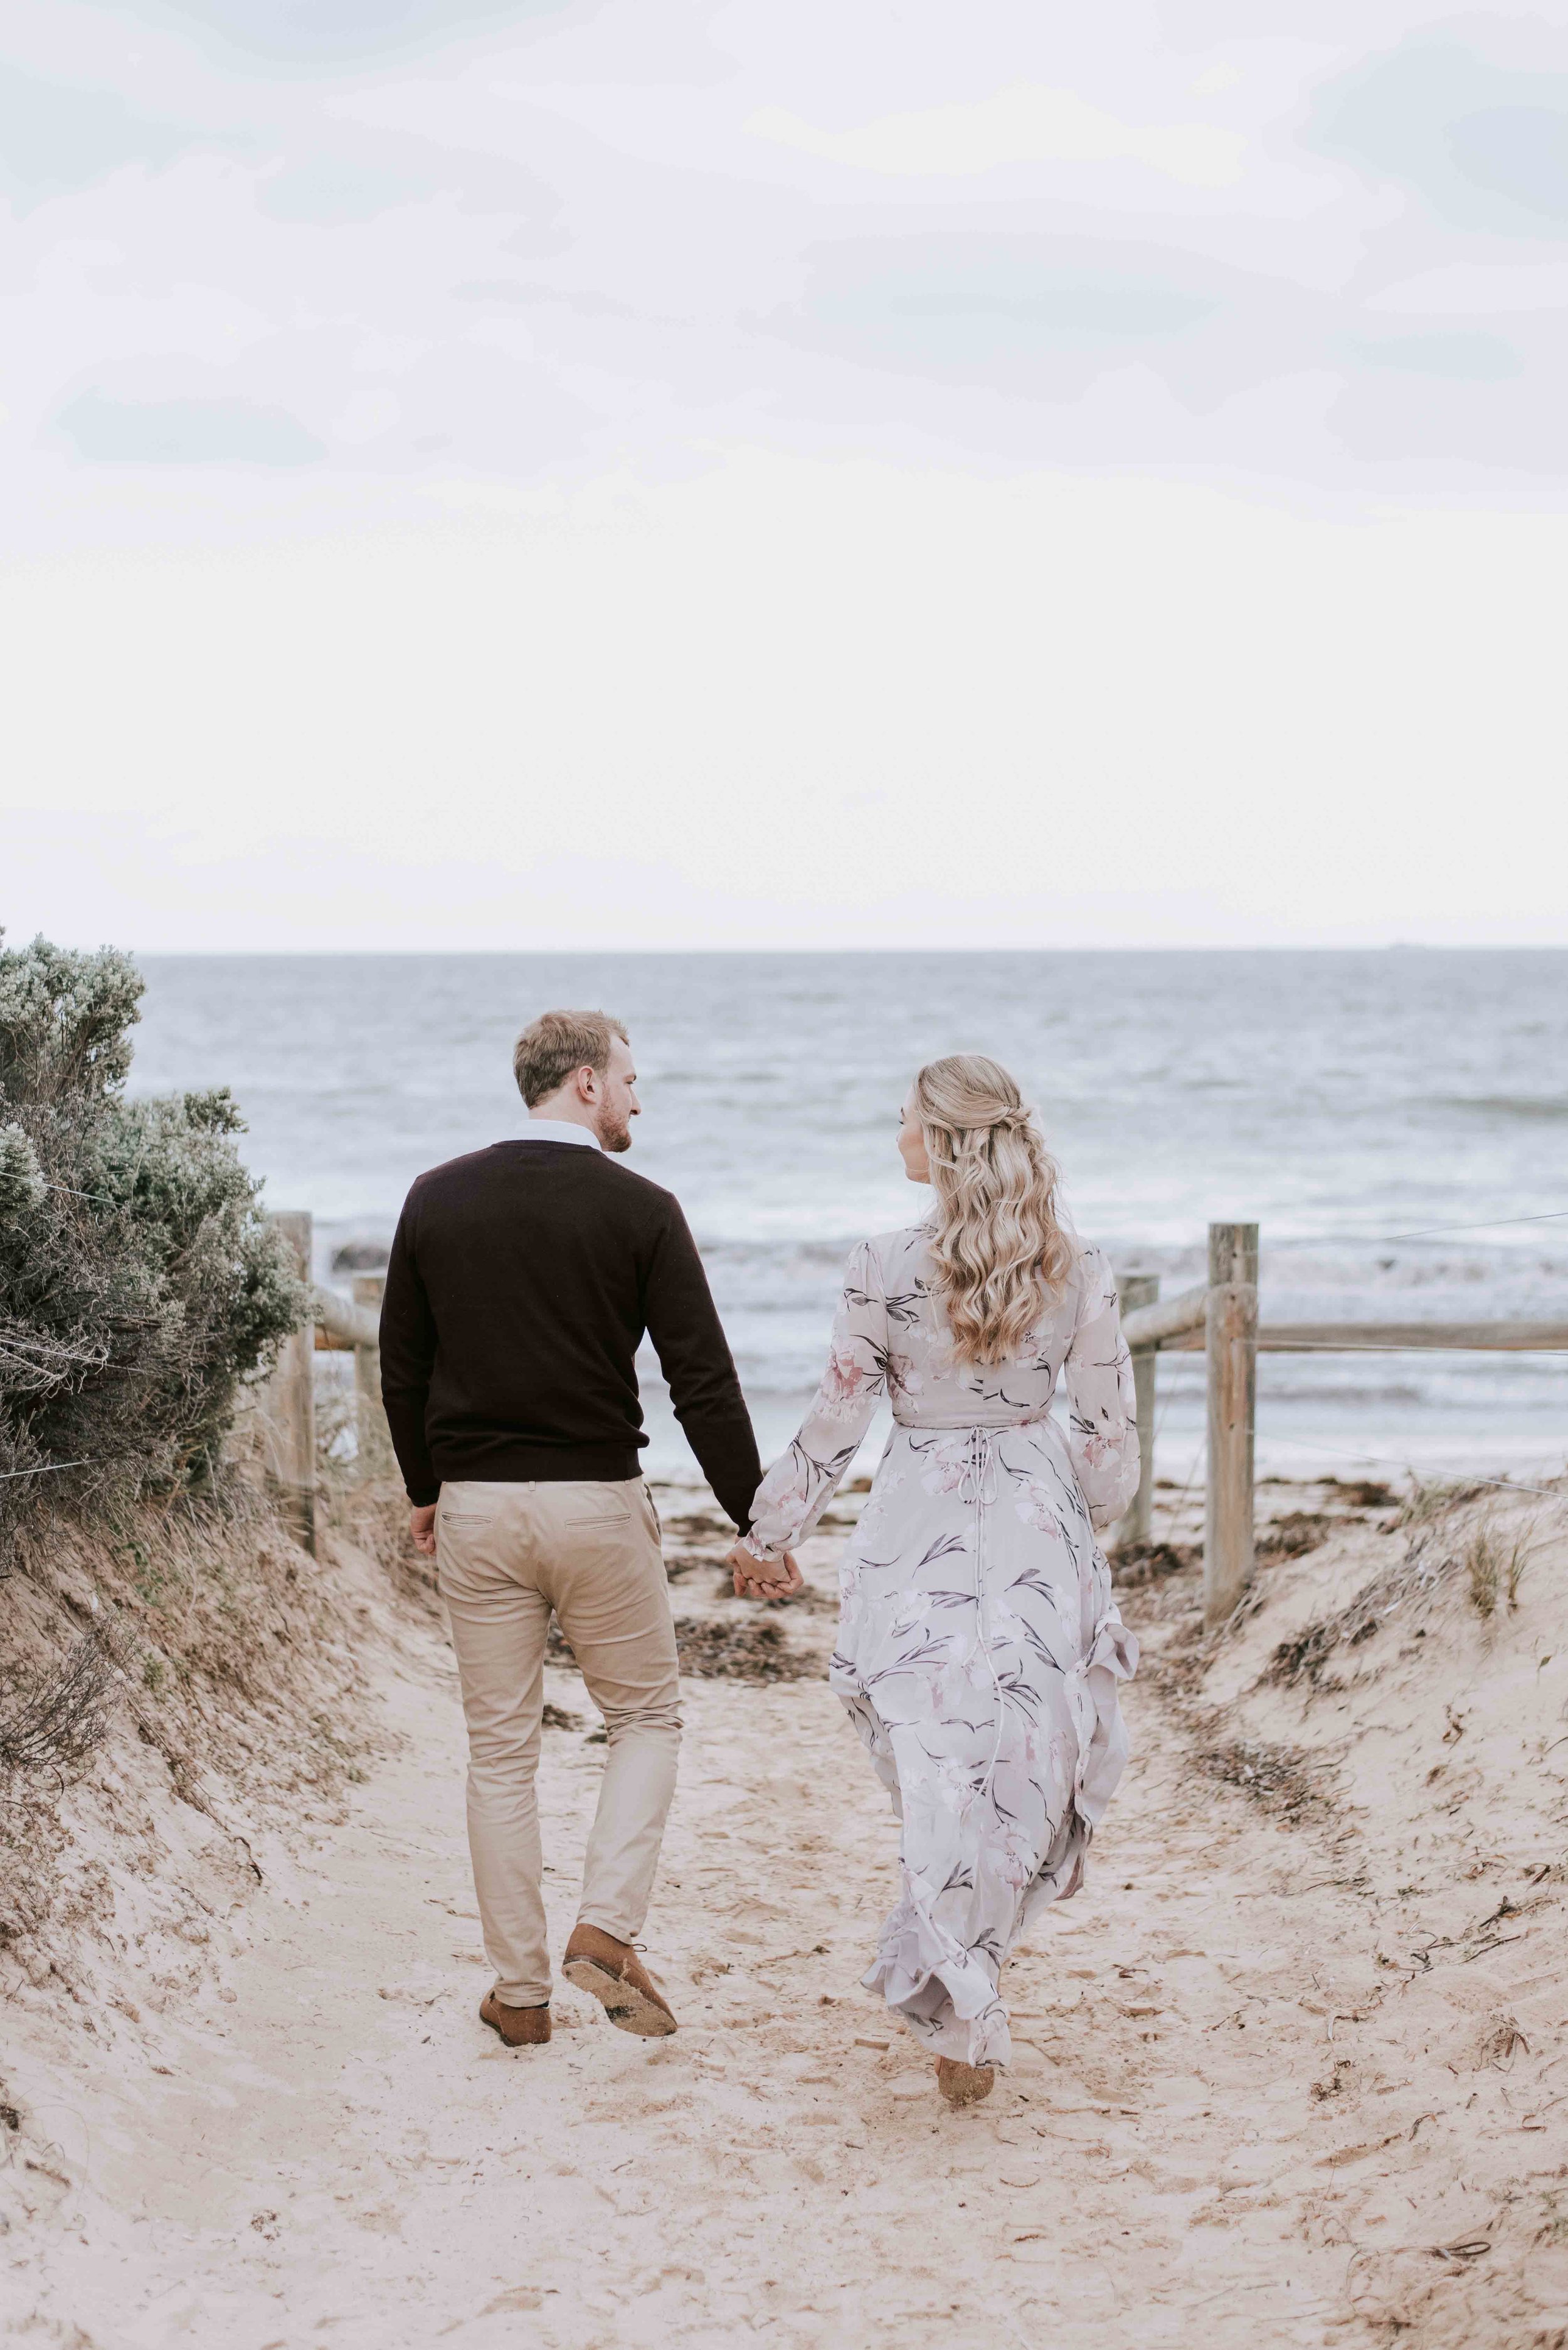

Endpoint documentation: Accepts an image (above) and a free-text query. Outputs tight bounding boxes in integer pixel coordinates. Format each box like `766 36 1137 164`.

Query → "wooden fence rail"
257 1212 391 1556
1120 1285 1207 1351
1154 1320 1568 1354
265 1211 1565 1611
312 1287 379 1351
1116 1273 1160 1546
1120 1222 1568 1630
258 1211 317 1556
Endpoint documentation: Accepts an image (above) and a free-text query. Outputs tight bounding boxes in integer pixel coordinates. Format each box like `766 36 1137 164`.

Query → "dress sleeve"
1063 1247 1141 1531
743 1240 891 1561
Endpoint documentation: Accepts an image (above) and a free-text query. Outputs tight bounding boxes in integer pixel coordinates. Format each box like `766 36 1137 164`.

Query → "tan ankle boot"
480 1991 552 2048
563 1923 677 2037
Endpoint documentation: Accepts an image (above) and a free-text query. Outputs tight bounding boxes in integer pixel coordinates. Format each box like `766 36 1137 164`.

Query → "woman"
729 1056 1140 2108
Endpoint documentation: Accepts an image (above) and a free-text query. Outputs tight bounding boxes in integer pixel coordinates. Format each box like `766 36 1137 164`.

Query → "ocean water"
130 952 1568 1492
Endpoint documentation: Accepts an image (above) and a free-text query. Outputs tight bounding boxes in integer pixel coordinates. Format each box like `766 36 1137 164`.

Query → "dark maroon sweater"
379 1140 762 1528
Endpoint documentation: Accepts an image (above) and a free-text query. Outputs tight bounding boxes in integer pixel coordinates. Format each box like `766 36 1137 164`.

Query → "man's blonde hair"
513 1009 629 1107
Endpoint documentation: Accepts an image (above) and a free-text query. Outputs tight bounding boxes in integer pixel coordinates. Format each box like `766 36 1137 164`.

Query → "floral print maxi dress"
744 1227 1141 2068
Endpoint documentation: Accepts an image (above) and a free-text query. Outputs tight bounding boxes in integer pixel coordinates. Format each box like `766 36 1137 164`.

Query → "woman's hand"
725 1541 803 1602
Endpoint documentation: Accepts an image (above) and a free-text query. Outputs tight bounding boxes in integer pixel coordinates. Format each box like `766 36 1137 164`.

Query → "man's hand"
410 1502 438 1558
724 1540 802 1602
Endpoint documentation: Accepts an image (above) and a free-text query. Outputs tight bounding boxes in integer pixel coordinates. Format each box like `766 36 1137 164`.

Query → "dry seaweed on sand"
660 1511 733 1543
550 1607 822 1683
1323 1478 1399 1509
674 1615 819 1681
550 1612 817 1684
1256 1511 1333 1562
1110 1540 1199 1588
1192 1732 1334 1825
663 1550 723 1582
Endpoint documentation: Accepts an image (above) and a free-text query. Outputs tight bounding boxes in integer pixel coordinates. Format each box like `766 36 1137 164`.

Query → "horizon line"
114 940 1568 958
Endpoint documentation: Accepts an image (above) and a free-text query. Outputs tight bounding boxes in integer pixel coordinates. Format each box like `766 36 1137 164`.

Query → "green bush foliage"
0 930 305 1525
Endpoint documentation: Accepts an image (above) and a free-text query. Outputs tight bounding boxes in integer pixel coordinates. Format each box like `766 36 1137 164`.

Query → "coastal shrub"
0 929 305 1531
0 1629 114 1775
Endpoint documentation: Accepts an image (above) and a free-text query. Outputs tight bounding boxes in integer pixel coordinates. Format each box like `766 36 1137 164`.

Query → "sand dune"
5 1475 1567 2347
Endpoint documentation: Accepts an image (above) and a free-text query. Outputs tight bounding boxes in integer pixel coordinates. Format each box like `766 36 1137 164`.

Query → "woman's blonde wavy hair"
914 1054 1073 1366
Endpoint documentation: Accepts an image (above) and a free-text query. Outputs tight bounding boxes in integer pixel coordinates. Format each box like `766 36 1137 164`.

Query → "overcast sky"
4 0 1567 951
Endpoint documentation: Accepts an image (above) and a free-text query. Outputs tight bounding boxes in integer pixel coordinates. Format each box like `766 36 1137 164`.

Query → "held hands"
725 1539 803 1602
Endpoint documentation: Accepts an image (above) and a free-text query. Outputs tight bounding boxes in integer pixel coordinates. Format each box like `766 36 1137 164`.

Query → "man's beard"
593 1105 633 1154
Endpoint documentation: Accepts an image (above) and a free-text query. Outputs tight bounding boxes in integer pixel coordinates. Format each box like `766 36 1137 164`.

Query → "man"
379 1008 798 2050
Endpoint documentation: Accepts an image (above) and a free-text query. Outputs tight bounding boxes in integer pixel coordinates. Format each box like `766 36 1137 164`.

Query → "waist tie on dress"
956 1426 1000 1508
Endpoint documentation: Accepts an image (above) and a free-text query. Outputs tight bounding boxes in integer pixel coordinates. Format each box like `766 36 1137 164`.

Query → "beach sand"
6 1475 1568 2348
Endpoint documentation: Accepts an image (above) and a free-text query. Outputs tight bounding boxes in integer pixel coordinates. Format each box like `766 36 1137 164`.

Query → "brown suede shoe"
562 1923 677 2038
935 2056 995 2108
480 1991 552 2048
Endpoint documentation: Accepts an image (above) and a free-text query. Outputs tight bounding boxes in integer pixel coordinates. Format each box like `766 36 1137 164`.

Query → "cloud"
1364 261 1568 317
0 49 564 233
113 0 585 72
248 122 564 230
253 151 450 223
1448 105 1568 225
6 0 1568 526
0 65 197 206
53 390 328 465
746 84 1248 189
1350 330 1523 381
771 232 1257 413
1308 35 1568 238
7 1 1568 955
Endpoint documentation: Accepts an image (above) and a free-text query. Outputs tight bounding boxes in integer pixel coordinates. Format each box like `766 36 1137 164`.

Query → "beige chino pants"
437 1478 680 2007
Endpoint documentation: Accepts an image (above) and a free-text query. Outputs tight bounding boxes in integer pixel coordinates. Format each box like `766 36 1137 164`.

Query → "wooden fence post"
1114 1272 1160 1549
262 1211 316 1555
351 1273 394 1479
1204 1221 1258 1630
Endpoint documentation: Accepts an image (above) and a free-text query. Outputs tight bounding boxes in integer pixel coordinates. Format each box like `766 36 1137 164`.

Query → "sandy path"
12 1488 1568 2348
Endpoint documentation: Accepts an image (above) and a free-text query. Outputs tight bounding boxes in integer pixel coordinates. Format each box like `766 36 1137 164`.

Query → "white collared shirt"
522 1117 602 1151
